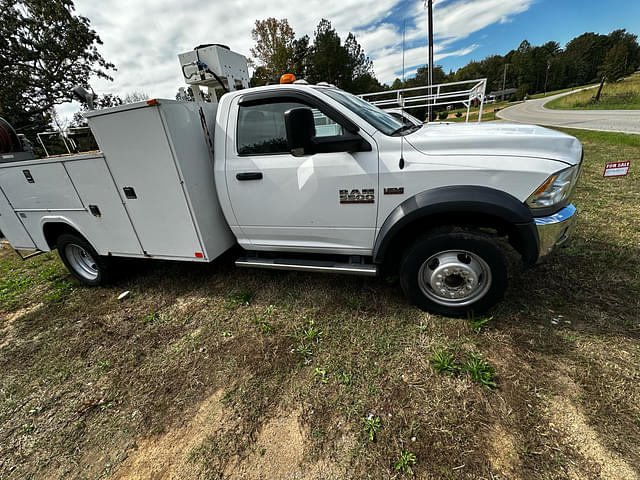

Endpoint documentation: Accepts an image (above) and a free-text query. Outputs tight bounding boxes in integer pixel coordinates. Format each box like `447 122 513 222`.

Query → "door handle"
236 172 263 181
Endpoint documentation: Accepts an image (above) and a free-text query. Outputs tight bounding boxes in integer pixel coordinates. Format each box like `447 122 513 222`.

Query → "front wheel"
399 229 508 316
57 234 111 286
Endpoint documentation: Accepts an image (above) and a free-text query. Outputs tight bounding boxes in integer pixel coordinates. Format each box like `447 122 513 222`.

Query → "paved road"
497 88 640 134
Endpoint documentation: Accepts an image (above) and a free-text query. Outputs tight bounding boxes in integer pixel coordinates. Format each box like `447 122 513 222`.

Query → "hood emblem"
340 189 374 204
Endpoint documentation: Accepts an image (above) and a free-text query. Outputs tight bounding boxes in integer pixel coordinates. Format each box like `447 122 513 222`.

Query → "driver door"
224 95 378 255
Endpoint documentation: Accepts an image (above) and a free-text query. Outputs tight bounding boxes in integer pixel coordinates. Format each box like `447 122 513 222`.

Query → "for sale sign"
603 161 630 177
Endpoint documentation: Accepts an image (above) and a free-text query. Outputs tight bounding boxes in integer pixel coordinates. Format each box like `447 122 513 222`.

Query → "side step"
235 257 378 277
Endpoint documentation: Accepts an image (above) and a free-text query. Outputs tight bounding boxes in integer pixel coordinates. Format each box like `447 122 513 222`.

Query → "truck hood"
405 122 582 165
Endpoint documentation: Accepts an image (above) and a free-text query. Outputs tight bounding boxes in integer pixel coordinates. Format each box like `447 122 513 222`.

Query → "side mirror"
284 107 315 157
312 134 371 154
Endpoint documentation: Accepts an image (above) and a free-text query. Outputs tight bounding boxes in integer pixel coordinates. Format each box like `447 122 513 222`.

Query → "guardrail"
359 78 487 123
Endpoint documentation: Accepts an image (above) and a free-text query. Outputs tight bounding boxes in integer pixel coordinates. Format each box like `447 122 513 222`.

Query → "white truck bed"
0 99 235 262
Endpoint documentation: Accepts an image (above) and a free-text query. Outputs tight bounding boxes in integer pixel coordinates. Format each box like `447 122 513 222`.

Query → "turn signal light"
280 73 296 84
533 175 556 195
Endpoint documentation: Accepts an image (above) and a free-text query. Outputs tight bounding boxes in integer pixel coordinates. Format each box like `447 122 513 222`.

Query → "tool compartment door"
88 104 203 259
0 186 36 250
64 157 143 256
0 162 83 210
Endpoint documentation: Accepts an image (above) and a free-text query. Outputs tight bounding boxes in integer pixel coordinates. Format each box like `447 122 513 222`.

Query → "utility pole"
426 0 434 122
502 63 509 100
543 59 551 97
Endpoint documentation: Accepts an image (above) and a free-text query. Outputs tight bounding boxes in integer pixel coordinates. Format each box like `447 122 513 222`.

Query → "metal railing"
37 127 97 157
359 78 487 123
37 131 74 157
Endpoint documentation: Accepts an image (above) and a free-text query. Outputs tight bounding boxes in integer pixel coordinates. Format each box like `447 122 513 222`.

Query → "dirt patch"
488 423 521 477
550 378 637 480
172 294 208 313
113 389 225 479
0 303 42 349
224 408 305 479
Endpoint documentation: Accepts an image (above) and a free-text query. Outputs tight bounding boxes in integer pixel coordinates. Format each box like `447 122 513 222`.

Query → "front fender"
373 185 540 266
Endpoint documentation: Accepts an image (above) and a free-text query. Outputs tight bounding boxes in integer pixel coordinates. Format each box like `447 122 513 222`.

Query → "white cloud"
353 0 536 82
55 0 534 120
372 43 480 82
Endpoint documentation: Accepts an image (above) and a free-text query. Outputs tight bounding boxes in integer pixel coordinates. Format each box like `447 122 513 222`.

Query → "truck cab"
0 45 582 316
212 82 581 315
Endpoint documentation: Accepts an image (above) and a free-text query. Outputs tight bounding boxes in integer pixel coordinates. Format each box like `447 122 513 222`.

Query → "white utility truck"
0 44 582 315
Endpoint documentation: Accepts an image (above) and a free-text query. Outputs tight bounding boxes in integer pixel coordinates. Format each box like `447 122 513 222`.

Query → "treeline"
250 19 640 102
425 29 640 99
1 0 114 141
249 18 381 93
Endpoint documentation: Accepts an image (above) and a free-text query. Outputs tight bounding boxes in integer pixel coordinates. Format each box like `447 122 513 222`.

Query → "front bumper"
534 204 577 261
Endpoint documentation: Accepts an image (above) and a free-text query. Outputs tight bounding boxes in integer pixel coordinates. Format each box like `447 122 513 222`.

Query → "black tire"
399 229 508 316
56 233 111 286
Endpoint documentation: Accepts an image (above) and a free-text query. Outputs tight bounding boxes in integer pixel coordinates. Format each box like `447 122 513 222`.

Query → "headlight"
526 165 580 209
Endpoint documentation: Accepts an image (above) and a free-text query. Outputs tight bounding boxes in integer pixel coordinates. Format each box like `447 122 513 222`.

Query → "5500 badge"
339 189 375 204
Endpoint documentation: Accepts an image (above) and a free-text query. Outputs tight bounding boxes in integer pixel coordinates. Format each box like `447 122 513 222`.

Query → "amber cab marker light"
146 98 158 105
280 73 296 84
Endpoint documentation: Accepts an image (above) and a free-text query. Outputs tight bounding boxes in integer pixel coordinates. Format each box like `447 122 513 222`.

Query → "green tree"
600 30 640 81
307 19 345 85
607 29 640 70
601 43 629 81
72 92 148 126
290 35 311 79
412 65 448 86
249 17 295 83
307 19 381 93
122 91 149 104
0 0 114 140
448 30 639 97
511 40 535 92
249 66 272 87
563 32 610 85
342 33 377 92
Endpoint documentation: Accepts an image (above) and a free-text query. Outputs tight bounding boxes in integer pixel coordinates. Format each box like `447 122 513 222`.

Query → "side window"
311 108 344 137
237 102 304 155
237 100 345 155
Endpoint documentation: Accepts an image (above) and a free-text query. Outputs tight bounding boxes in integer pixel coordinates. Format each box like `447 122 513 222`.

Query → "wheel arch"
41 218 91 250
374 186 540 269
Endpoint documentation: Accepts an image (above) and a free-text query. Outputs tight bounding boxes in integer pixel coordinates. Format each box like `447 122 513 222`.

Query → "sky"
56 0 640 121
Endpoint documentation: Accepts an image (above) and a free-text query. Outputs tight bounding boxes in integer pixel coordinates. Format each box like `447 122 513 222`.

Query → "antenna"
399 21 406 170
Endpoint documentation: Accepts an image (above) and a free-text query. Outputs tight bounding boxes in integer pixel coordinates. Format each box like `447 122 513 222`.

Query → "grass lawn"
546 73 640 110
1 128 639 479
528 83 598 100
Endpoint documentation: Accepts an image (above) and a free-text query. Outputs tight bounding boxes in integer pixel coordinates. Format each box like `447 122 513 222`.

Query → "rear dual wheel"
400 229 508 316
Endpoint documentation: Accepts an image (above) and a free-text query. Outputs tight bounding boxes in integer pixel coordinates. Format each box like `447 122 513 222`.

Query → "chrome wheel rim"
418 250 492 307
65 244 99 281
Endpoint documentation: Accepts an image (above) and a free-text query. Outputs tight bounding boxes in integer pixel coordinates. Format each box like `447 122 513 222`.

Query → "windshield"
319 88 404 136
